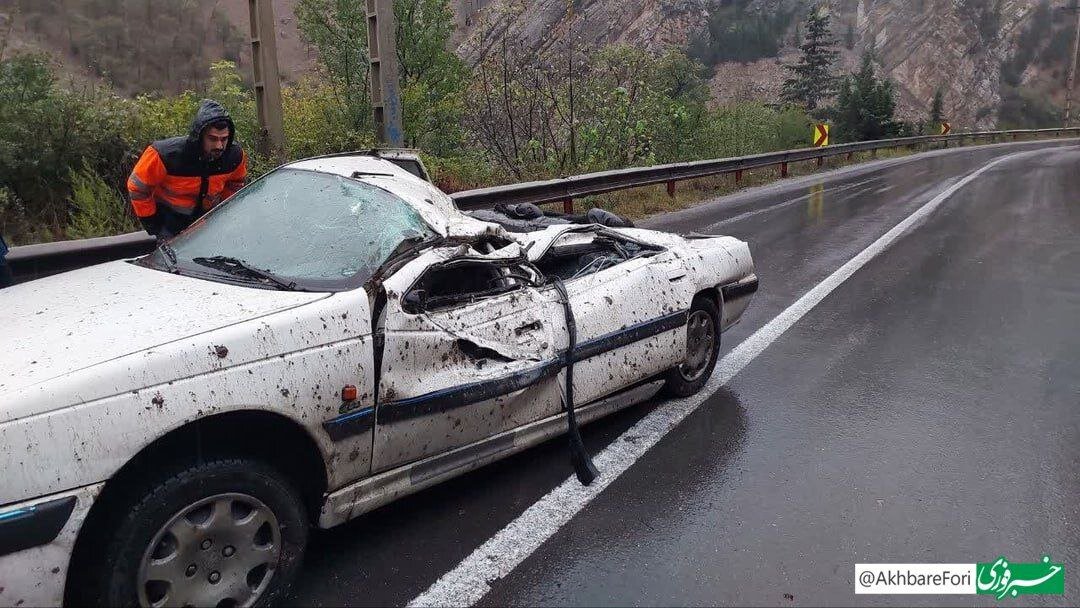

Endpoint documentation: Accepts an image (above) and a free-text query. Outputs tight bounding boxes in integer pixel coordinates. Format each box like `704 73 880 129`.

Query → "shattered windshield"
146 169 437 289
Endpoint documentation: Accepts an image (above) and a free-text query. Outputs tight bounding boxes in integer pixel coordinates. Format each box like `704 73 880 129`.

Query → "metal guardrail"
450 128 1080 209
7 127 1079 284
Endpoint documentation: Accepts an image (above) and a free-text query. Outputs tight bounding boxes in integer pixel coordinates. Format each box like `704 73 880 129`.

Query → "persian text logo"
856 557 1065 598
976 556 1064 600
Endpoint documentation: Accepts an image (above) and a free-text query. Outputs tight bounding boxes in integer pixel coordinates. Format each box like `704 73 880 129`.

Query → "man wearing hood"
127 99 248 238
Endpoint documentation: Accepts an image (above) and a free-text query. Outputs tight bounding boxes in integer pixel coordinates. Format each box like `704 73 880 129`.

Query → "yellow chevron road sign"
813 123 830 147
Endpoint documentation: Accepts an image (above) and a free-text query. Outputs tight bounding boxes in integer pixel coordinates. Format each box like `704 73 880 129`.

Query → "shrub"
66 163 138 239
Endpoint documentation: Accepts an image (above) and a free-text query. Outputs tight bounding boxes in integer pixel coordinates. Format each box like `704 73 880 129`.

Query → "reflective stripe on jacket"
127 144 247 218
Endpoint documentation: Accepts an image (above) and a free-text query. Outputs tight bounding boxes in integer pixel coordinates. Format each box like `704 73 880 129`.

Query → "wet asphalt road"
287 140 1080 606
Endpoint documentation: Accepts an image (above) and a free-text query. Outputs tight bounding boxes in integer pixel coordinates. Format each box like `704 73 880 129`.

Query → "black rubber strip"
721 275 759 301
572 310 688 362
0 496 77 557
551 277 599 485
323 309 690 437
321 406 376 442
375 359 564 425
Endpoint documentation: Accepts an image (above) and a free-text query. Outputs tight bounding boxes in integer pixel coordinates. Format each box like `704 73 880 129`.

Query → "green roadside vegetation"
0 0 1032 246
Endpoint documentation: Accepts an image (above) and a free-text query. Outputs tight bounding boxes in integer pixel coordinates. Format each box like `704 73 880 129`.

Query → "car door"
372 250 563 472
537 230 692 406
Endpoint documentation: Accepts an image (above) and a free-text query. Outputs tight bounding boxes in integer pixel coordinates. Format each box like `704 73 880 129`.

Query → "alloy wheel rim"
137 493 281 608
678 310 715 382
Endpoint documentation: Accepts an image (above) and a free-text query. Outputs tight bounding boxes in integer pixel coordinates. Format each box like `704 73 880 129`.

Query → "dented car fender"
0 284 377 506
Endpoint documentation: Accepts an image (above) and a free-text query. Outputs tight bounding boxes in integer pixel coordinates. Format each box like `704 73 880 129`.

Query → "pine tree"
833 53 902 142
780 4 839 115
930 88 944 124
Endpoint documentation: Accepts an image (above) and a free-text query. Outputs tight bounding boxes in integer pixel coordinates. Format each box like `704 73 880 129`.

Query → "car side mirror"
403 289 427 312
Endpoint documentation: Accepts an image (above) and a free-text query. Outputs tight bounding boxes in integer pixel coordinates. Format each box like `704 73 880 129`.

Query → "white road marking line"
407 151 1032 608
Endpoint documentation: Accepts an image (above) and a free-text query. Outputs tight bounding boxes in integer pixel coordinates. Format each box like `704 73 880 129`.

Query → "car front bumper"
0 483 103 607
720 273 759 330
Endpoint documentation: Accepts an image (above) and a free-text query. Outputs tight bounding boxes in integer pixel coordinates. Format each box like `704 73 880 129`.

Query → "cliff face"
4 0 1070 128
454 0 709 64
456 0 1073 129
853 0 1026 128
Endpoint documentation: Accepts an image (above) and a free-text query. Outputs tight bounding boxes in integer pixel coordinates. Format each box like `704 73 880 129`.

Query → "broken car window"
145 169 436 289
406 261 531 312
533 231 658 281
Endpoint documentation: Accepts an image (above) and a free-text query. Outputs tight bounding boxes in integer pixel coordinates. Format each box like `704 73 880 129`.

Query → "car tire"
78 457 308 607
662 295 721 397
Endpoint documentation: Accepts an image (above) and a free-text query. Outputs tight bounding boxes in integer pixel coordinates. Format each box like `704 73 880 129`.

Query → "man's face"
202 126 230 160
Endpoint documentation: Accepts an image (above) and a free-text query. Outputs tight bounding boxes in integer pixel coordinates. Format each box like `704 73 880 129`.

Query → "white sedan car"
0 153 756 607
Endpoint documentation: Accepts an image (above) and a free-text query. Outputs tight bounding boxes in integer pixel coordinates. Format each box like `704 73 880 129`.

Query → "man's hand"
139 214 163 238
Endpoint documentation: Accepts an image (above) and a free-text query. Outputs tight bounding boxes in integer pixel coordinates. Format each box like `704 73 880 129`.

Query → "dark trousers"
0 260 12 288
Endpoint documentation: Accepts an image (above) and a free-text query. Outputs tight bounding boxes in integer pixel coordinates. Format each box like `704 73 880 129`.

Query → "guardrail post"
780 162 788 178
563 197 574 214
734 169 743 183
816 156 824 167
666 180 676 198
846 151 853 161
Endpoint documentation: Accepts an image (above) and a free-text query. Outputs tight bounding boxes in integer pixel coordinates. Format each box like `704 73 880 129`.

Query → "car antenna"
550 278 599 485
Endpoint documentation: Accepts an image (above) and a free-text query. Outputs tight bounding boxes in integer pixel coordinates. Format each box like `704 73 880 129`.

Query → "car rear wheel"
81 458 308 607
663 295 721 397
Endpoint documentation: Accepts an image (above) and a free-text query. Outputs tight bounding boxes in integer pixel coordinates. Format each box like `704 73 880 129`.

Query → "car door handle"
666 268 687 281
515 320 543 336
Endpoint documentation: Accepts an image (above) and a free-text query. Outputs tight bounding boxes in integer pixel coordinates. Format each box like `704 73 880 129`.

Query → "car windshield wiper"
191 256 302 291
394 233 435 255
381 234 438 266
157 239 179 272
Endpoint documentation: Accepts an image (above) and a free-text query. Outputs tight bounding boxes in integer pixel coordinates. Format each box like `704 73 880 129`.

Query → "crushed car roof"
284 155 507 242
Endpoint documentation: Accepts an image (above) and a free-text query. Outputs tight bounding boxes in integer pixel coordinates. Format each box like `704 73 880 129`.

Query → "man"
128 99 247 238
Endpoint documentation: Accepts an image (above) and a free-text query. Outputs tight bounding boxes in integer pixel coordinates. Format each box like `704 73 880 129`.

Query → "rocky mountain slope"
0 0 314 95
2 0 1071 129
455 0 1073 128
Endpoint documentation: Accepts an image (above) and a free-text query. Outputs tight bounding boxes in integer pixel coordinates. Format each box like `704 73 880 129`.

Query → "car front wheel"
82 457 308 607
663 295 721 397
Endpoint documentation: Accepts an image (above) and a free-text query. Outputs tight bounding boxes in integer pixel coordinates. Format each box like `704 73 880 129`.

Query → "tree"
832 53 902 142
294 0 371 135
780 4 839 116
462 42 718 179
930 88 944 124
296 0 466 155
394 0 468 155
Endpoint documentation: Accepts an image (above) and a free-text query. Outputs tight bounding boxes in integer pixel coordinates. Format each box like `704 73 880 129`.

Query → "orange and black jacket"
127 99 247 237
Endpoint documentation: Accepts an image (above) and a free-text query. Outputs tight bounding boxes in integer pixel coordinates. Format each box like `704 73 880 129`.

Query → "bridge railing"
8 127 1079 283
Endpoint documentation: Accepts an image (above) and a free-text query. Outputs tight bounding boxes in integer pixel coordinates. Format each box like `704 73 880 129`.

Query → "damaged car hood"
0 261 327 410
